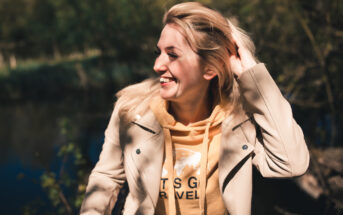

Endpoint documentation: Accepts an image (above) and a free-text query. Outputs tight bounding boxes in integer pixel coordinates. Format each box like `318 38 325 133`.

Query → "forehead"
157 24 190 49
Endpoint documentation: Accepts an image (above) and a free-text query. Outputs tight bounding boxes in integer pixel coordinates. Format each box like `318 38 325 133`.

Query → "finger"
231 29 256 69
230 29 245 60
229 55 243 77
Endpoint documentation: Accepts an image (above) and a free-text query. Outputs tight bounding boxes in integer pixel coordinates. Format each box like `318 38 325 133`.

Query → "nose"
153 54 168 74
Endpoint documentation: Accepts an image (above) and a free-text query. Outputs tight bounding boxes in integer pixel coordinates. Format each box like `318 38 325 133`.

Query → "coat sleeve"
80 104 126 215
236 63 310 177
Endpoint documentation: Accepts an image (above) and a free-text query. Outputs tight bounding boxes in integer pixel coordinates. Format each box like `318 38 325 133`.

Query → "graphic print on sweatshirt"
160 147 202 200
154 126 227 214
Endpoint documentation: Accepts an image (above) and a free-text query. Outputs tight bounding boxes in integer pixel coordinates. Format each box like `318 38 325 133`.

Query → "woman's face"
153 24 211 103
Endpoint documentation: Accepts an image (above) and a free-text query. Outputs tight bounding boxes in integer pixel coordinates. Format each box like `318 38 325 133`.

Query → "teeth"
160 77 173 83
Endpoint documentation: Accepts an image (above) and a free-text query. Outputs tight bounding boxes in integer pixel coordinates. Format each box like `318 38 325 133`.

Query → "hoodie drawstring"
164 127 177 215
199 122 211 215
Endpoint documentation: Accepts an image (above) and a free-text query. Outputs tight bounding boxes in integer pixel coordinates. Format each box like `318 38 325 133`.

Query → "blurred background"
0 0 342 214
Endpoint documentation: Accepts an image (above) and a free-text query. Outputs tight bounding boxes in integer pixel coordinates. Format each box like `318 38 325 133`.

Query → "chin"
160 94 173 101
159 90 176 101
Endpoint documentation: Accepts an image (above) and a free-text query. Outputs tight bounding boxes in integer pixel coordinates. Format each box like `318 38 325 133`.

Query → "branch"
58 190 73 215
291 3 337 145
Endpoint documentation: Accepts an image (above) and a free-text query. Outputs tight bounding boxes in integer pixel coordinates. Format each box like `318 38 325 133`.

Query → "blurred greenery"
39 117 87 214
1 0 342 144
0 0 342 214
0 55 150 103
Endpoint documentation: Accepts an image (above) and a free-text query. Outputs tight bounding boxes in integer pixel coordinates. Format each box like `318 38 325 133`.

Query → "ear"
203 69 217 80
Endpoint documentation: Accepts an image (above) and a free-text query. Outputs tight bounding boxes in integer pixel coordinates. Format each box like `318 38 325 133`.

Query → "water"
0 92 114 214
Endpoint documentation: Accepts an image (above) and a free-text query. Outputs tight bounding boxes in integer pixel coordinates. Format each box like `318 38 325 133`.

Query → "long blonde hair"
117 2 257 121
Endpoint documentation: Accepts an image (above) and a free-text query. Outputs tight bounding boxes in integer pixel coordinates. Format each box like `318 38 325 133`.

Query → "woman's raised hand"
229 29 257 77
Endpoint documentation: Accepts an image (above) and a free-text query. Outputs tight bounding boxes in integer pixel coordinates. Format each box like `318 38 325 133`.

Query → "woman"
80 2 309 215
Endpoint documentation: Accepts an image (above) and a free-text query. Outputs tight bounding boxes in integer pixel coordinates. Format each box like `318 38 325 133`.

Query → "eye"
154 48 161 56
167 52 178 59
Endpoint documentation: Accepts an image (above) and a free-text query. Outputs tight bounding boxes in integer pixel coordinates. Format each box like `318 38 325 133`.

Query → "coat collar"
131 110 162 134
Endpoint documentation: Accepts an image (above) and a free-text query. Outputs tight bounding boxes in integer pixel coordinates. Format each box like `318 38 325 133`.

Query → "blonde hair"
117 2 257 121
115 78 160 122
164 2 257 113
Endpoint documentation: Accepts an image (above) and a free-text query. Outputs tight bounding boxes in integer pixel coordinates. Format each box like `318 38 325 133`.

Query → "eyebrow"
156 45 182 52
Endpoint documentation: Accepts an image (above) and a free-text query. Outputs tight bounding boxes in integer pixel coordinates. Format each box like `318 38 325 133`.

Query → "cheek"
177 59 202 79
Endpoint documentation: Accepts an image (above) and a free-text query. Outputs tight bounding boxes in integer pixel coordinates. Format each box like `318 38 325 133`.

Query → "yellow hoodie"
150 98 228 215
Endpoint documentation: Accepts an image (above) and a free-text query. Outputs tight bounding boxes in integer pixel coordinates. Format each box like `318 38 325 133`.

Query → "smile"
160 77 176 84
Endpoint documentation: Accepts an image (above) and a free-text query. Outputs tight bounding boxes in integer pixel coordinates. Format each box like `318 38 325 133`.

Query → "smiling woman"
154 24 216 124
80 2 310 215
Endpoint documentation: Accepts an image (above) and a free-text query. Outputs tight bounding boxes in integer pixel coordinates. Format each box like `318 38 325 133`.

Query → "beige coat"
80 64 310 215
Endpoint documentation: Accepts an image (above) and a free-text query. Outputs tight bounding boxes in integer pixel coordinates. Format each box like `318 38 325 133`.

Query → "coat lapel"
218 113 255 192
128 110 164 207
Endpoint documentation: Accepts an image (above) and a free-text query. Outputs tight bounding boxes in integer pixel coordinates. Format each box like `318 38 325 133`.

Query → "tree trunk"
0 51 4 68
9 54 16 69
53 43 61 61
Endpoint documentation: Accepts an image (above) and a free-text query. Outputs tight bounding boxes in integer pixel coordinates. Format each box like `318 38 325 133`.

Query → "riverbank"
0 55 153 103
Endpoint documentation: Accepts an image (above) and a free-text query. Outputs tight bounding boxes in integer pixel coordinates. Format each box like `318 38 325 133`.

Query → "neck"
169 93 212 125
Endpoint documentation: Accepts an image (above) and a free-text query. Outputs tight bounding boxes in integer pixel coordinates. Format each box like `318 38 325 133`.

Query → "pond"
0 90 115 214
